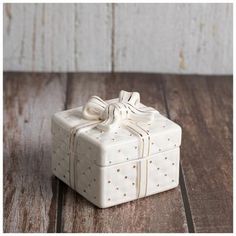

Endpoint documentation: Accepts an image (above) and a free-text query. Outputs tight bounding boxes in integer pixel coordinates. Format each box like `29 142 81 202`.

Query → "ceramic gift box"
51 90 182 208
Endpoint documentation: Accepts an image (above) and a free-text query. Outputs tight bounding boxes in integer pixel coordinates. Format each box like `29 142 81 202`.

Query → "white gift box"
51 90 182 208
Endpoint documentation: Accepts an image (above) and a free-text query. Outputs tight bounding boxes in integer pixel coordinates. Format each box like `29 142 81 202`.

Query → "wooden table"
3 72 233 233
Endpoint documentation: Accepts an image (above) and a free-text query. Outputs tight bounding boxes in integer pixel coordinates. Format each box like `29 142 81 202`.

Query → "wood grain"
60 73 188 233
3 4 112 72
3 73 67 232
114 4 232 75
3 3 233 75
163 75 233 232
3 72 233 233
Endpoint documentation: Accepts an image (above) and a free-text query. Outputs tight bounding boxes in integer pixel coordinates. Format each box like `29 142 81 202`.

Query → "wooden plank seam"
161 78 195 233
56 74 70 233
111 3 115 73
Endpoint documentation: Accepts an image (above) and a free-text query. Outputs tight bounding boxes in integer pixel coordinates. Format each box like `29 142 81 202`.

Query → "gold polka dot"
116 187 119 190
133 165 136 168
125 176 127 179
124 193 126 196
149 160 152 163
108 198 111 201
132 183 135 186
117 169 120 172
108 180 111 184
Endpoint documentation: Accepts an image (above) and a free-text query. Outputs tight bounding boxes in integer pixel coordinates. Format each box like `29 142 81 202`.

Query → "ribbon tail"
128 106 158 123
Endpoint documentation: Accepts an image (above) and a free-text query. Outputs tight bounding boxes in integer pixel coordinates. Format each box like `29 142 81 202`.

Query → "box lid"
52 96 182 167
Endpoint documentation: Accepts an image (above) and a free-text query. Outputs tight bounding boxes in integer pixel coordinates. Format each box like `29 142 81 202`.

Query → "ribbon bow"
82 90 158 131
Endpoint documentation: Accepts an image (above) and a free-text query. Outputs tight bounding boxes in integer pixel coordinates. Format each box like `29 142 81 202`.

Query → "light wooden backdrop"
3 3 233 75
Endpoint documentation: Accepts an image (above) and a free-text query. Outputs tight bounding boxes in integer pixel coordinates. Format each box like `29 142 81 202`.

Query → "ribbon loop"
82 96 107 120
82 90 158 131
119 90 140 105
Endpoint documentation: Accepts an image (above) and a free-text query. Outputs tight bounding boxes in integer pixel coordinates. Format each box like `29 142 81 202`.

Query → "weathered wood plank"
60 73 188 233
163 75 233 232
73 4 112 72
3 4 112 72
114 4 233 75
3 72 67 232
4 4 233 75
